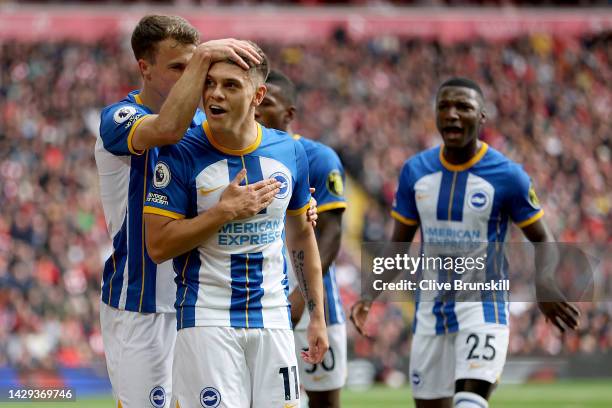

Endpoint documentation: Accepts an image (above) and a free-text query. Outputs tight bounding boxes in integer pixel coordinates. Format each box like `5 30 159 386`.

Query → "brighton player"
350 78 580 408
256 70 348 408
96 15 265 408
144 44 328 408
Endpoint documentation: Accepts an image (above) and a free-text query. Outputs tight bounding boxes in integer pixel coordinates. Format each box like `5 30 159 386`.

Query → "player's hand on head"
306 188 318 228
302 317 329 364
198 39 262 70
219 169 280 220
349 299 373 338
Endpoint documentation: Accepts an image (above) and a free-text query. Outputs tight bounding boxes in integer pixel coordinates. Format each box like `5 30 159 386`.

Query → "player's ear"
284 105 296 126
138 59 152 81
252 84 267 107
479 107 487 125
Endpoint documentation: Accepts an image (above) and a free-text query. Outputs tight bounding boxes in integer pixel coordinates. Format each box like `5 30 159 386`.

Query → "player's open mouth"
442 126 464 137
209 105 227 116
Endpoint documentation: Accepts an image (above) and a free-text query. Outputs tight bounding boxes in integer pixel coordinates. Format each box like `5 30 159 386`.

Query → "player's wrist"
212 201 237 223
307 303 325 321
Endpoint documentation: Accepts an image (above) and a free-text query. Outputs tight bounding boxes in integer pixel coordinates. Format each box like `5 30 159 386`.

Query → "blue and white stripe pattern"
144 123 312 330
392 143 543 335
96 90 205 313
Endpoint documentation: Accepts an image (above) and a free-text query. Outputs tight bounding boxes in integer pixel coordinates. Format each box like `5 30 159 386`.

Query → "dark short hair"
266 69 297 106
131 15 199 63
223 41 269 84
438 77 484 99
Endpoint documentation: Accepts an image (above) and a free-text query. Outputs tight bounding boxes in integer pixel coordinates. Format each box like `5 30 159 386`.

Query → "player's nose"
210 85 225 100
445 106 460 119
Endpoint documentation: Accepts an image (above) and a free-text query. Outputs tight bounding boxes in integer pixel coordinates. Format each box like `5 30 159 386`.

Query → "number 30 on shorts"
303 346 335 374
465 333 496 361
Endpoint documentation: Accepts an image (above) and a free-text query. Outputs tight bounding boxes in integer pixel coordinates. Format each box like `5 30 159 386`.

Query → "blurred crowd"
0 29 610 376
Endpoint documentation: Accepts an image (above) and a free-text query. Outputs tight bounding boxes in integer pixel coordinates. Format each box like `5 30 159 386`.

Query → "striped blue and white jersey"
391 142 543 335
143 121 312 330
291 135 347 328
95 90 205 313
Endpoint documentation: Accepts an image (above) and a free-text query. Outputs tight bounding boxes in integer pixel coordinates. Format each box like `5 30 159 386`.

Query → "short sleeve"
507 165 544 228
99 103 150 156
287 140 312 216
143 144 191 220
309 146 347 214
391 160 419 226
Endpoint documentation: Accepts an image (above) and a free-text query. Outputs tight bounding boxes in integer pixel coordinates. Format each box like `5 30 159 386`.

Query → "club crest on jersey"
467 190 490 212
326 169 344 197
200 387 221 408
149 386 165 408
411 371 422 387
153 162 171 189
528 183 541 209
270 171 291 199
113 106 137 124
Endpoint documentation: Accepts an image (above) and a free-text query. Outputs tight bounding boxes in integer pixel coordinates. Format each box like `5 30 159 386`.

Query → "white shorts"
172 327 300 408
294 323 347 391
100 301 176 408
409 324 509 399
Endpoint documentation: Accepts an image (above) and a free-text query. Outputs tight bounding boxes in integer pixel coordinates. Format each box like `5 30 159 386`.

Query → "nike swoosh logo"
284 403 298 408
199 185 223 195
416 194 428 200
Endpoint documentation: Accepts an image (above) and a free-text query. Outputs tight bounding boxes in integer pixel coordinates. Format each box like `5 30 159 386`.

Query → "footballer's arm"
350 220 419 336
289 208 343 325
521 219 580 332
131 40 262 152
285 211 329 364
145 170 279 263
317 209 344 275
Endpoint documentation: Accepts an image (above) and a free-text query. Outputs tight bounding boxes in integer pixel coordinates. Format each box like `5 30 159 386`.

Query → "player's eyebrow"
223 78 243 86
167 61 187 69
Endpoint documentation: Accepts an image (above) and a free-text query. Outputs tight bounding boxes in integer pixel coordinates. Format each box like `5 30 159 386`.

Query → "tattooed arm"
285 212 328 364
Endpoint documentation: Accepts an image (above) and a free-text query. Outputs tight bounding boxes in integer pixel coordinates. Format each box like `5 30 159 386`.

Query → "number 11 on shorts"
279 366 299 401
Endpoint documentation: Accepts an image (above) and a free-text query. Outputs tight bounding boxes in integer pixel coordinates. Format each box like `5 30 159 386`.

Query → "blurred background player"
95 14 263 408
143 43 328 408
256 69 348 408
350 78 580 408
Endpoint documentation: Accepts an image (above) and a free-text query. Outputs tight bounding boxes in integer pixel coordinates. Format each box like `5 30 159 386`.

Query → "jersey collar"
203 120 262 156
131 91 153 112
439 142 488 172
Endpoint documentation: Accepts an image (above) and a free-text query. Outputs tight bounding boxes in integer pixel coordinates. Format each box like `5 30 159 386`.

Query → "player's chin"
441 133 468 148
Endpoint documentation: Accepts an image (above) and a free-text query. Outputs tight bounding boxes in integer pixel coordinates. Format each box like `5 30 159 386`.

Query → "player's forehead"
208 61 250 83
437 86 480 104
155 38 196 65
262 84 285 103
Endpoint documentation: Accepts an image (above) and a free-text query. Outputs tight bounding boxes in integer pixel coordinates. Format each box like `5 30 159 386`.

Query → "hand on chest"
195 156 293 216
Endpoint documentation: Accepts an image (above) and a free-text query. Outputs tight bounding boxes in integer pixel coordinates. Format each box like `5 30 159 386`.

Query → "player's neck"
137 87 164 113
209 119 258 151
443 139 482 165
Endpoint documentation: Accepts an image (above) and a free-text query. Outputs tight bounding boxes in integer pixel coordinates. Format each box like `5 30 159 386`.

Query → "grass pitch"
1 380 610 407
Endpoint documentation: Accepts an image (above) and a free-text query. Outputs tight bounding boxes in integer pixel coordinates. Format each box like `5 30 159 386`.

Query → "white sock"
453 391 489 408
